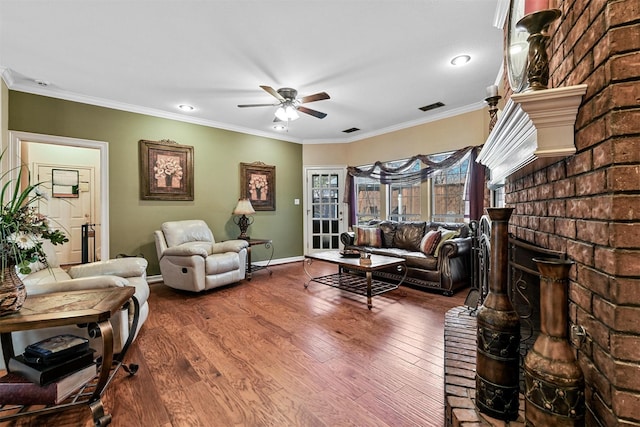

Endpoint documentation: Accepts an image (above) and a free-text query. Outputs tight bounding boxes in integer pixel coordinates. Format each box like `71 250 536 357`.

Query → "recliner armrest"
161 245 210 258
212 240 249 253
27 275 130 296
68 257 148 279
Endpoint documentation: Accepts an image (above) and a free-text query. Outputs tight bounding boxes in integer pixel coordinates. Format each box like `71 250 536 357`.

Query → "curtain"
464 146 486 221
344 145 479 225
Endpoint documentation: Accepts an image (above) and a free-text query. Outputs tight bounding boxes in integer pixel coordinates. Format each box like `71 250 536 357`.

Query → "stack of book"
0 334 96 405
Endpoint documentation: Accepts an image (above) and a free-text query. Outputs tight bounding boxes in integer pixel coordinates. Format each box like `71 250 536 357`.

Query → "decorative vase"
476 207 521 421
524 258 585 426
165 174 173 188
0 264 27 316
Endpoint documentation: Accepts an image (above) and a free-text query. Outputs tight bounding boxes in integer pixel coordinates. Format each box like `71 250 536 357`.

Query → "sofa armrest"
212 240 249 253
68 257 148 279
27 275 130 296
340 231 355 246
438 237 472 258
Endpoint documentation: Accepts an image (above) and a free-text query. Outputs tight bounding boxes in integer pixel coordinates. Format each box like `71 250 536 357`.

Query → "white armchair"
1 242 149 370
154 220 249 292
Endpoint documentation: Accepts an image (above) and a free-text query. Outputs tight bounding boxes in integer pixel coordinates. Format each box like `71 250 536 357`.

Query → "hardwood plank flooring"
3 261 465 427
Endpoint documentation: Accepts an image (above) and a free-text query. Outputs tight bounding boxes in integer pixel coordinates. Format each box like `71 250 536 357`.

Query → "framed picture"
52 169 79 198
139 139 194 201
240 162 275 211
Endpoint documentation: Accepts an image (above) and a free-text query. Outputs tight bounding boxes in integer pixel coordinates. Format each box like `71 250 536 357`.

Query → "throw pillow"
420 230 441 255
353 226 382 248
433 228 459 257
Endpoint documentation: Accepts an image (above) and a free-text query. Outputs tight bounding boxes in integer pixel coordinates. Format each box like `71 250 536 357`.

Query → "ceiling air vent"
419 102 445 112
342 127 360 133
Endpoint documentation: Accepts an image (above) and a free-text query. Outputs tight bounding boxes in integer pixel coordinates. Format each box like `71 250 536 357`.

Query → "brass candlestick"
517 9 562 91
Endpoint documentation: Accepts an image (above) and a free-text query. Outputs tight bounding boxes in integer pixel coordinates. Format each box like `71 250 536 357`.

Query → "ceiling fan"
238 85 330 121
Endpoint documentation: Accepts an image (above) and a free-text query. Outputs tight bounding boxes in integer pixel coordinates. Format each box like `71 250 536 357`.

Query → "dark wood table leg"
366 271 373 309
0 332 14 368
246 246 253 280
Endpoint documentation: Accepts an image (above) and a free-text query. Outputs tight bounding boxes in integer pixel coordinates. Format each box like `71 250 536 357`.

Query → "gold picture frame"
139 139 194 201
240 162 275 211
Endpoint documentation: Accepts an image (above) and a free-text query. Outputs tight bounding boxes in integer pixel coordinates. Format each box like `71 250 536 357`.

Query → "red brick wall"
503 0 640 425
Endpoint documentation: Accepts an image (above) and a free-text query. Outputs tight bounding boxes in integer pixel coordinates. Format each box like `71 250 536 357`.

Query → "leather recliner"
1 241 150 370
154 219 249 292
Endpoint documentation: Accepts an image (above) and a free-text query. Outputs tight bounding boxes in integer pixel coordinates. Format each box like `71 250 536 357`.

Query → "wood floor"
4 261 465 427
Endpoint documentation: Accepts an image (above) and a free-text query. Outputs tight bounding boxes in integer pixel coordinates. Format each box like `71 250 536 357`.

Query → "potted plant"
0 153 68 315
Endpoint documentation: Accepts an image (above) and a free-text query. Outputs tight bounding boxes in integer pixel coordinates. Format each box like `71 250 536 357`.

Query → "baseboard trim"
148 256 305 285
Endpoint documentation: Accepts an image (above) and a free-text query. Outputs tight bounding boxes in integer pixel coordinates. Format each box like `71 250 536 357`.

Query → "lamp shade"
233 198 255 215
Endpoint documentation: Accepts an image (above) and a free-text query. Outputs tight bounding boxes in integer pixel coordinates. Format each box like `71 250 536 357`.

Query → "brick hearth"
444 306 525 426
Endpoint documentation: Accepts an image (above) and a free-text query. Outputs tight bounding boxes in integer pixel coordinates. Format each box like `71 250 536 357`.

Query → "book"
8 349 95 386
0 364 97 405
24 334 90 365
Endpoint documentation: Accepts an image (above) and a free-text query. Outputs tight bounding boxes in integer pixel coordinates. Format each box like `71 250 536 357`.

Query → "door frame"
8 131 110 260
303 165 348 255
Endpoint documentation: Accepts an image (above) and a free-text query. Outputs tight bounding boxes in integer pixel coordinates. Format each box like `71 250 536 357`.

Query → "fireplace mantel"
477 84 587 187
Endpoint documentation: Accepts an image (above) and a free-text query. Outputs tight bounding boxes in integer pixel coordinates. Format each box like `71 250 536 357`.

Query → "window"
354 176 381 225
388 160 421 221
430 153 470 223
350 151 471 225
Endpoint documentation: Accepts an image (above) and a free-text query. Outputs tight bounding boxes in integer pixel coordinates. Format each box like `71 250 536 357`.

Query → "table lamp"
233 198 255 239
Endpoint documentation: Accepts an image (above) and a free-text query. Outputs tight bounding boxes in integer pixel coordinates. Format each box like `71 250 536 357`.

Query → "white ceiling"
0 0 505 144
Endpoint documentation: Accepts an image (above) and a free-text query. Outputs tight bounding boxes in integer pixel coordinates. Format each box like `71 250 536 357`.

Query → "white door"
305 168 347 254
36 164 96 265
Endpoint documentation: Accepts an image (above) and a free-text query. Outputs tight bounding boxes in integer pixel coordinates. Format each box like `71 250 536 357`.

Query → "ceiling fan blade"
297 106 327 119
300 92 330 103
260 85 285 102
237 103 277 108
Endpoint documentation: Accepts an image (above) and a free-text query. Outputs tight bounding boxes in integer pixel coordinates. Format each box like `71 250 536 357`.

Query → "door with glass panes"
305 168 346 254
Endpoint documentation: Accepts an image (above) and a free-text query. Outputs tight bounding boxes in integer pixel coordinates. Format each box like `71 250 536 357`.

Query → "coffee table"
304 251 407 309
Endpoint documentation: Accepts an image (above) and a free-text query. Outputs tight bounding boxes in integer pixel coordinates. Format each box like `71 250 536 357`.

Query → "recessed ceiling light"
450 55 471 66
178 104 194 111
34 79 50 86
273 124 287 131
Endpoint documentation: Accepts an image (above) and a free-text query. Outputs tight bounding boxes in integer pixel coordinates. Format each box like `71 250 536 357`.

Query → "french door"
305 168 347 254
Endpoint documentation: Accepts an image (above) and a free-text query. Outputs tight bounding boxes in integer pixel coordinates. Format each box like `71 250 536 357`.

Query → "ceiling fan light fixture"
275 103 299 121
285 105 299 120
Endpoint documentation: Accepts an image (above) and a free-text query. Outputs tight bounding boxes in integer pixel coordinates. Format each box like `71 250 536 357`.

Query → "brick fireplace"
506 0 639 424
446 1 639 425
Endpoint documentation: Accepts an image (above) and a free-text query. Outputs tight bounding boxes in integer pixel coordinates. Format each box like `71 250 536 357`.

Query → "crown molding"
3 67 490 146
304 101 487 145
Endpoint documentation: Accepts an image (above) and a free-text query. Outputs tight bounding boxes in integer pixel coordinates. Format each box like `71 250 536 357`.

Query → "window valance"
343 145 475 203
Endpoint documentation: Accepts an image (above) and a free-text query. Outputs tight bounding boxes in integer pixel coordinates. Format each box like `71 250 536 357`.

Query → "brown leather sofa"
340 220 472 296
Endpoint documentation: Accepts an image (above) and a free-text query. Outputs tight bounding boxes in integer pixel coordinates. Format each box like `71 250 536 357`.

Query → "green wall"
8 91 303 275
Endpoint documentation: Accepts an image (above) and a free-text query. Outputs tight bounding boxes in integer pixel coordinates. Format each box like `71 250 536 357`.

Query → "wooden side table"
0 286 139 426
244 238 274 279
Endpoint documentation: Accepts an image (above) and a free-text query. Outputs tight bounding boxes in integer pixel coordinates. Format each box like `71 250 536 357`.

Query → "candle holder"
485 95 502 132
517 9 561 91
